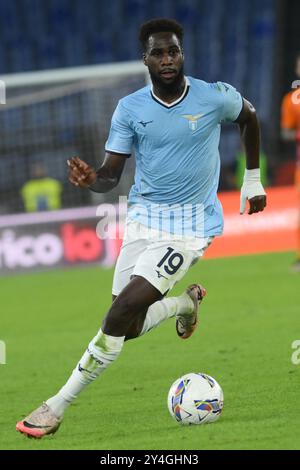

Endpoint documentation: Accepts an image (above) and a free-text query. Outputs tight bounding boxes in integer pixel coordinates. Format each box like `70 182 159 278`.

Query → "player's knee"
103 296 146 336
109 295 140 319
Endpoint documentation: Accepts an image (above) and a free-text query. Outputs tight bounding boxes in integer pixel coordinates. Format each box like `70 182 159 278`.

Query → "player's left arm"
235 98 267 215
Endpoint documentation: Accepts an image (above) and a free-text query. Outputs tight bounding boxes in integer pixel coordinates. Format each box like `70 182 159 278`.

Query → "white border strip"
0 206 104 228
1 61 147 88
0 204 128 228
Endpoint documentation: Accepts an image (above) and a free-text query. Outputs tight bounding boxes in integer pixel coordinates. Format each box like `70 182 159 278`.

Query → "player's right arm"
67 152 129 191
68 99 133 192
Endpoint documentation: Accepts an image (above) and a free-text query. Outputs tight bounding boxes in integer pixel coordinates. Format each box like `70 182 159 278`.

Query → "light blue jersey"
105 76 243 237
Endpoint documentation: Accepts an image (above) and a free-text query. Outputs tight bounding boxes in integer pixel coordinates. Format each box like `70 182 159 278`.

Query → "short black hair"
139 18 184 51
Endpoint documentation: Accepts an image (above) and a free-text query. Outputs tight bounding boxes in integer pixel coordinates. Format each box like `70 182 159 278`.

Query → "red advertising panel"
206 186 298 258
0 207 123 275
0 186 297 275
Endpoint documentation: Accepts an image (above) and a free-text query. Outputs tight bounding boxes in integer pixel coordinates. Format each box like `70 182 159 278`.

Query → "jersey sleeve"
105 100 134 156
217 82 243 123
281 92 297 130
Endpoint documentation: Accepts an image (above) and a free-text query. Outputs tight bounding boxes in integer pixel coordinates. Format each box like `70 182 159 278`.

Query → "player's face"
143 32 184 87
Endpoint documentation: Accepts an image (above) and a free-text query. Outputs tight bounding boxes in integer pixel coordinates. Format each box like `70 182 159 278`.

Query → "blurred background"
1 2 299 451
0 0 299 273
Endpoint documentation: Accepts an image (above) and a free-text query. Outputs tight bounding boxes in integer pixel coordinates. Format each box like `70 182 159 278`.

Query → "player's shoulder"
188 77 239 102
119 85 151 111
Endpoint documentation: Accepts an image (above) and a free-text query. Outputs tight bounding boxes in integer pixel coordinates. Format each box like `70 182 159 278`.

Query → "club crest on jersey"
182 113 204 131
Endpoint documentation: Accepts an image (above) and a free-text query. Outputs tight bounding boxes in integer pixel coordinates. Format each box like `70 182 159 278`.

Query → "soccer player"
16 18 266 438
281 53 300 272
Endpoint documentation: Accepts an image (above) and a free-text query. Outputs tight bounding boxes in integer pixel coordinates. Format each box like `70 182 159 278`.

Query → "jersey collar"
150 77 190 109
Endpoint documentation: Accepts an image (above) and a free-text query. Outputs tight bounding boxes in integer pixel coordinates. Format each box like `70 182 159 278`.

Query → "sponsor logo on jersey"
138 120 154 128
155 270 168 279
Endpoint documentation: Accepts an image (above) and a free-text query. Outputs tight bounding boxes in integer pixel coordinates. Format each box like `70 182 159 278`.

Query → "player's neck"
151 75 186 104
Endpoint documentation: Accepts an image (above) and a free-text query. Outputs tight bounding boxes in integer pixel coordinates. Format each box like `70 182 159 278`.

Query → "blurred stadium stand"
0 0 278 86
0 0 283 214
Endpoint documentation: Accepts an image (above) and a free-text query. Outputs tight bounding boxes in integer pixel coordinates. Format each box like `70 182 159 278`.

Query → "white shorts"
112 218 213 296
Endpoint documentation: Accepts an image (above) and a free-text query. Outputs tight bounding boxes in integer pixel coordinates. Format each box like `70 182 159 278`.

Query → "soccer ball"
167 372 224 425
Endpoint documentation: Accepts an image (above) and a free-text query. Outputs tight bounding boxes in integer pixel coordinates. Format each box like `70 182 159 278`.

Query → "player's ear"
142 53 148 66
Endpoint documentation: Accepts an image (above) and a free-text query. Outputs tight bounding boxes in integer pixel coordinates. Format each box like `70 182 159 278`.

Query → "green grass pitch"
0 251 299 450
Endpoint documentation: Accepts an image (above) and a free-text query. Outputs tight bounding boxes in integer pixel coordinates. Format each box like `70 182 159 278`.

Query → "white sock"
139 292 194 336
46 329 125 418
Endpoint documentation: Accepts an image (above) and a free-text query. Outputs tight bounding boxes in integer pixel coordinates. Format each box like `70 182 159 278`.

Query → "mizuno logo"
139 120 154 127
78 364 91 374
182 113 204 131
155 270 168 279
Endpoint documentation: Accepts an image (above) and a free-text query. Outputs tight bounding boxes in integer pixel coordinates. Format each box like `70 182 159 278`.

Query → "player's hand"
67 157 97 188
245 195 267 215
240 169 267 215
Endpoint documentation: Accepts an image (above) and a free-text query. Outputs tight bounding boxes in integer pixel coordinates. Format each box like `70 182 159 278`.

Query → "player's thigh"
112 236 147 296
132 238 212 296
